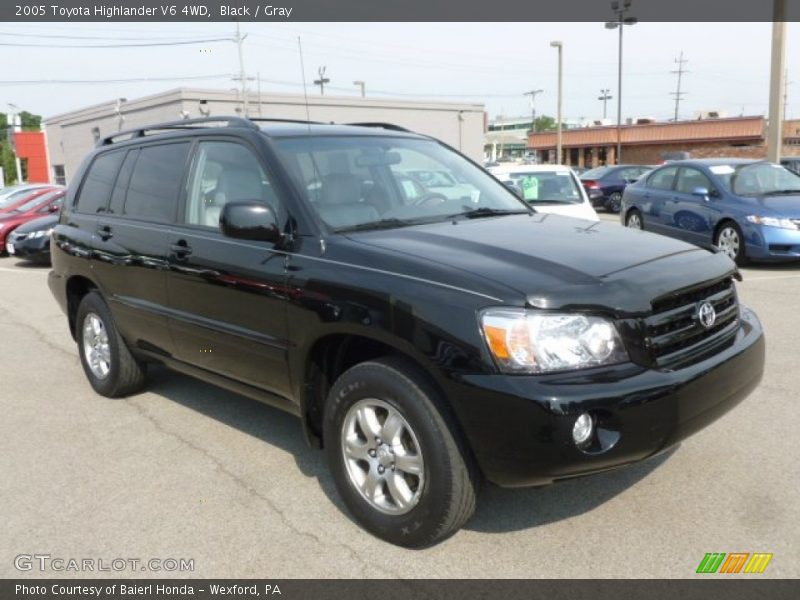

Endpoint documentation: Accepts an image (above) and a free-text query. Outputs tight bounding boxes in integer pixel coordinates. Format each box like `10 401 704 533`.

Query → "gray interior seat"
205 167 265 227
316 172 378 228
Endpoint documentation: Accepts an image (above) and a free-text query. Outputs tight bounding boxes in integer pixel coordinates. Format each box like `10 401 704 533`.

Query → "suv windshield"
714 162 800 196
272 135 531 231
503 170 583 204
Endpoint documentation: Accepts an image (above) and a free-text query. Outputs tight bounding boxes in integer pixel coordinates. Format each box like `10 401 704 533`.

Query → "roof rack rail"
347 122 411 132
99 116 258 146
248 117 325 126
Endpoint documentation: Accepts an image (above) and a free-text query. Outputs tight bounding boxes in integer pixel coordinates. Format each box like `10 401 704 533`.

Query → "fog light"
572 413 594 445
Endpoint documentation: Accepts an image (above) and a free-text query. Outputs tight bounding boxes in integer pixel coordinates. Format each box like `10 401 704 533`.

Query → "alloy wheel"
717 226 740 261
340 398 425 515
82 313 111 379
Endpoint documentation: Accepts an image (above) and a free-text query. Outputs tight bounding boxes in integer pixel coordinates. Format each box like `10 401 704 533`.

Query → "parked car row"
1 185 65 263
622 158 800 265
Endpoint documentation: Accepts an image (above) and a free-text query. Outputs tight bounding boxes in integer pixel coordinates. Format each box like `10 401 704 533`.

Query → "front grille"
644 277 739 368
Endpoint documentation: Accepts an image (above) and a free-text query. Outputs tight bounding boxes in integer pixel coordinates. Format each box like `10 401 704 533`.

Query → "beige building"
45 88 486 184
528 116 800 167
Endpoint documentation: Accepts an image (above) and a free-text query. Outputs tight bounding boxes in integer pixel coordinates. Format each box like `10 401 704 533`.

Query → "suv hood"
348 214 736 315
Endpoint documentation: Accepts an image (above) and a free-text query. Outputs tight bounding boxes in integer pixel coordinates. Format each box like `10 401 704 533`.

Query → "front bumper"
744 222 800 261
7 235 50 261
448 307 764 487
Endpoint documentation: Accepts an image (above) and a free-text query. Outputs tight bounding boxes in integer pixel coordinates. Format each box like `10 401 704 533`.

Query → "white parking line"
0 267 47 274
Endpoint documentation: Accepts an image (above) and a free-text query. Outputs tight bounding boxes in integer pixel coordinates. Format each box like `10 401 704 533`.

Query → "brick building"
528 116 800 167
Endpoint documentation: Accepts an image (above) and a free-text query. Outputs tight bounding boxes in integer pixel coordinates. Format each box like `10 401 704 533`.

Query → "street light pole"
606 0 637 165
550 41 563 165
7 103 22 184
353 80 366 97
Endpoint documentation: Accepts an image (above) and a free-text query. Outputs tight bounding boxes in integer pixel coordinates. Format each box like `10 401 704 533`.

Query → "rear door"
165 138 292 398
89 142 190 357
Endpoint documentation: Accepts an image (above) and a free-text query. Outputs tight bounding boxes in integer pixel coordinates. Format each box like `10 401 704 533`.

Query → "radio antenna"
297 37 312 126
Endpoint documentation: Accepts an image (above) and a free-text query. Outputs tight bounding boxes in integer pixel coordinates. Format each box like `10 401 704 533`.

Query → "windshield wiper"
335 218 424 233
763 189 800 195
449 207 531 219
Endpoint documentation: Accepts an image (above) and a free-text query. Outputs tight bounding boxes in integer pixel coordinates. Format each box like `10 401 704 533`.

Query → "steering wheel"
413 192 449 207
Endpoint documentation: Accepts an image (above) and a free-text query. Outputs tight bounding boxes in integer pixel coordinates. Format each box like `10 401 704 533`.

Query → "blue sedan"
621 159 800 265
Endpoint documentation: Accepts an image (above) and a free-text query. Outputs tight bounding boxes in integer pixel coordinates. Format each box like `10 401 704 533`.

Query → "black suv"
49 117 765 547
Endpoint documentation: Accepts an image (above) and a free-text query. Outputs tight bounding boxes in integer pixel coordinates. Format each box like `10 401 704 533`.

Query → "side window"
675 168 713 195
123 143 190 222
74 150 125 214
648 166 679 191
107 150 139 215
184 141 284 230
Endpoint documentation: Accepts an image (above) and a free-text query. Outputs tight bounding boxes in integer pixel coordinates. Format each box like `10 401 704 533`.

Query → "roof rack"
346 122 411 132
99 116 258 146
248 117 325 126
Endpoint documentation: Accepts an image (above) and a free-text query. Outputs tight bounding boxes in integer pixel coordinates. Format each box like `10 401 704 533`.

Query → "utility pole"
523 89 544 132
767 0 786 163
670 51 689 122
598 89 612 119
784 68 792 122
353 80 366 97
314 66 330 95
234 22 249 116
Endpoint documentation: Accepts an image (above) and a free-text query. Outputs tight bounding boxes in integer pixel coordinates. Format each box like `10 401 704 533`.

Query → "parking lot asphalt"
1 212 798 578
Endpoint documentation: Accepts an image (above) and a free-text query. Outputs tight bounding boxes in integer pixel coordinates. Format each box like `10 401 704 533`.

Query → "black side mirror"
220 201 280 243
503 181 524 199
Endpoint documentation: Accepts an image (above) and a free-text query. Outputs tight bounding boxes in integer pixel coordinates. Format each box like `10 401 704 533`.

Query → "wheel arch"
65 275 99 340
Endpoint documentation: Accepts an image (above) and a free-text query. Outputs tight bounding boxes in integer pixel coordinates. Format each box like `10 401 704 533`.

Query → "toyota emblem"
698 302 716 329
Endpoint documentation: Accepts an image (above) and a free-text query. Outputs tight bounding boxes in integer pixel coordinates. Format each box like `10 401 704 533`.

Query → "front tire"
626 209 643 230
76 291 147 397
715 221 748 266
605 191 623 213
324 357 478 547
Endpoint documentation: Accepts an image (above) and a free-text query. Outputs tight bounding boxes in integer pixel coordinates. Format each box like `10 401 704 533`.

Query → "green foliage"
534 115 557 132
0 110 41 184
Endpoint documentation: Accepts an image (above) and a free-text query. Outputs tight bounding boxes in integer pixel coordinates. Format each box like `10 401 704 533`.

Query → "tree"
0 110 42 184
533 115 556 132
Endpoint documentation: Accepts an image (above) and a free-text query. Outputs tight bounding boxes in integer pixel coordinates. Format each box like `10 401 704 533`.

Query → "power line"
0 30 215 41
670 51 689 121
0 74 232 85
0 38 232 48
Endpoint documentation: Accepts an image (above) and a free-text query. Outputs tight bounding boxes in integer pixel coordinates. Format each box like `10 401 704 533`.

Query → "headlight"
480 309 628 373
745 215 799 230
30 228 53 238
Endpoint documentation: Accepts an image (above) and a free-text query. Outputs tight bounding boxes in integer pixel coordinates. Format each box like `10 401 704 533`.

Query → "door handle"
169 240 193 258
95 224 113 240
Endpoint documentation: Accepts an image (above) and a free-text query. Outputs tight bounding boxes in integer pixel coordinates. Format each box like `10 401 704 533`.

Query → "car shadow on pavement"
466 447 677 534
144 365 342 501
10 259 50 269
144 365 679 536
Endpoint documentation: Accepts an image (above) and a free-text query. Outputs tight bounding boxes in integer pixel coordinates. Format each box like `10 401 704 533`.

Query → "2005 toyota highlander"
48 117 765 547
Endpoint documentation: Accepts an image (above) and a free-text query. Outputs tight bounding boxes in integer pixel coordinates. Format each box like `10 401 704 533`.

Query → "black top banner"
2 0 800 22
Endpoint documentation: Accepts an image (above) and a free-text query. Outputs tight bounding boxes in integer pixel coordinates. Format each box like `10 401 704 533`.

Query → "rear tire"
714 221 749 266
324 357 479 547
605 191 623 213
76 292 147 397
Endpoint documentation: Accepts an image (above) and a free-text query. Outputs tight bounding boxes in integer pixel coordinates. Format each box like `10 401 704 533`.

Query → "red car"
0 189 65 255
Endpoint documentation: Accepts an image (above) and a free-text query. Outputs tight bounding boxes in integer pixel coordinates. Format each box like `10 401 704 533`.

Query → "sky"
1 21 798 123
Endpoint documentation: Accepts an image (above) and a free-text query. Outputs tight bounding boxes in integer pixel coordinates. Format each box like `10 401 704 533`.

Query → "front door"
668 167 719 244
165 139 292 398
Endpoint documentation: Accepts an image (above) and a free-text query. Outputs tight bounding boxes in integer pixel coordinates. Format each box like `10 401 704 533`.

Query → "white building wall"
44 88 486 182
